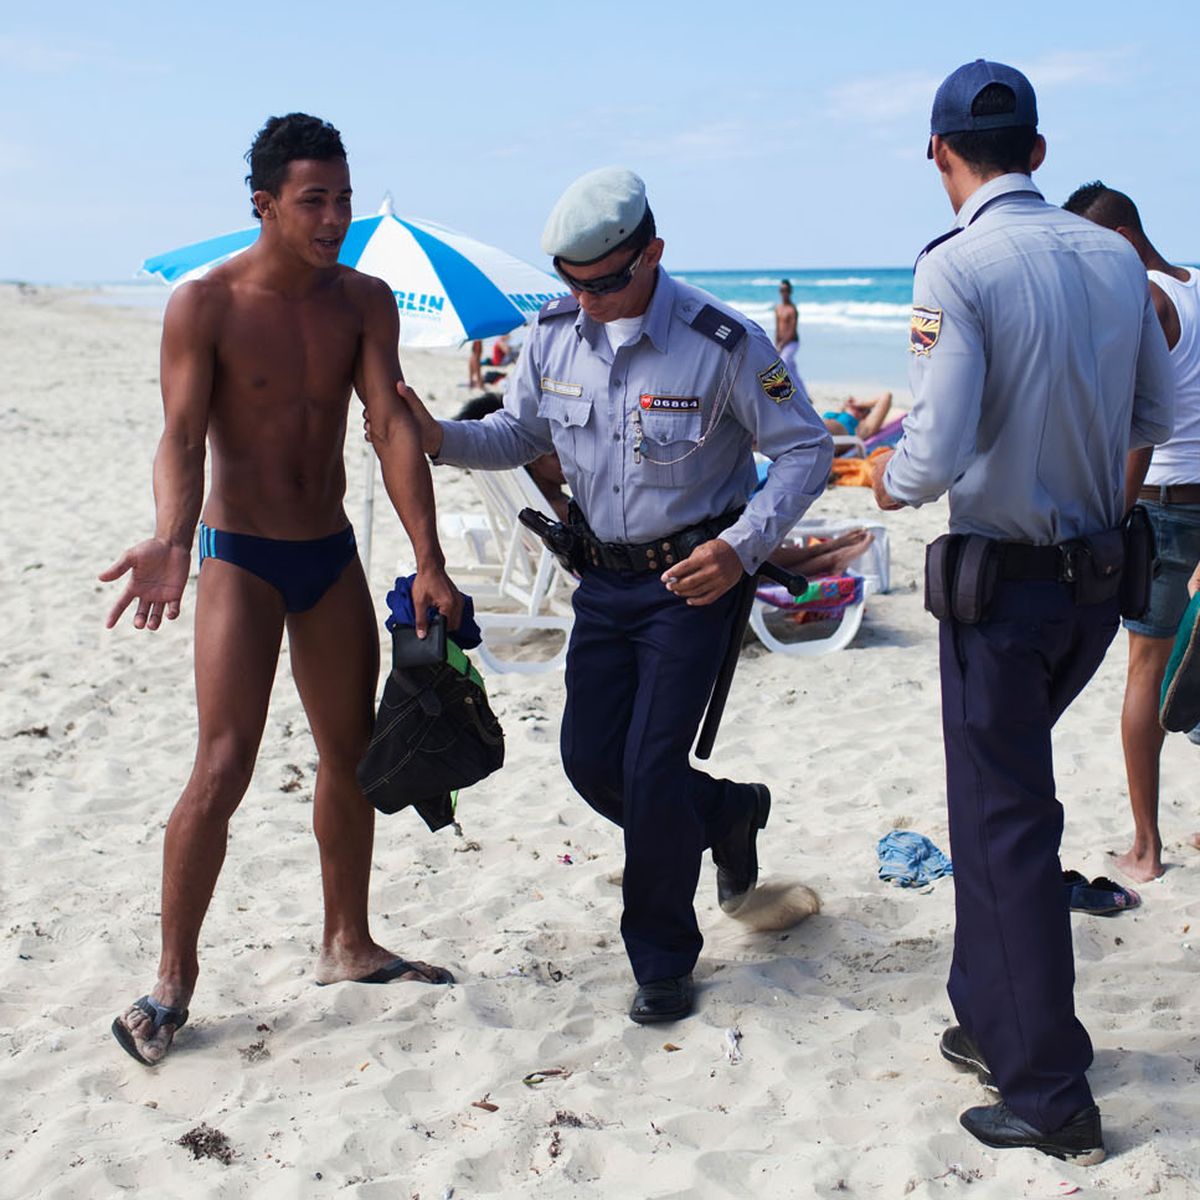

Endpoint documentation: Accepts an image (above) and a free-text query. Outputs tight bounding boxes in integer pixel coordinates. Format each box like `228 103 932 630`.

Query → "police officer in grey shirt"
872 61 1174 1163
399 167 833 1023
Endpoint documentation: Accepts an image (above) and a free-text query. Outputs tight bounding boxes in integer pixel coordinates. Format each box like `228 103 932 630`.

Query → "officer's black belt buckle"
578 508 744 575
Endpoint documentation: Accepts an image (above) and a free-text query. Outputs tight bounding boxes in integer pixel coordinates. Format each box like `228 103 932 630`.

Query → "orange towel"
830 446 891 487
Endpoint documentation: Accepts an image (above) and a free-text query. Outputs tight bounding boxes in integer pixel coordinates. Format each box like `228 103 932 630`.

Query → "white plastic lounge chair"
748 520 890 656
438 467 577 674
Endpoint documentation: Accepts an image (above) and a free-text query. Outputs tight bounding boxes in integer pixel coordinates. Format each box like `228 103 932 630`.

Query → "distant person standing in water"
775 279 799 380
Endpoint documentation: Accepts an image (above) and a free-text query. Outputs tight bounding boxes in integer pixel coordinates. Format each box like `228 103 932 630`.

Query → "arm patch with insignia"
909 306 942 355
757 359 796 403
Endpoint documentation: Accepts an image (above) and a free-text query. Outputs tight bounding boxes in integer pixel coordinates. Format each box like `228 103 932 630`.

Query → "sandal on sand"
1068 875 1141 916
111 995 189 1066
317 958 456 986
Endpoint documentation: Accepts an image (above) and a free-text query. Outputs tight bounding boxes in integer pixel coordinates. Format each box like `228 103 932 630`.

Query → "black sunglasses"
554 249 645 296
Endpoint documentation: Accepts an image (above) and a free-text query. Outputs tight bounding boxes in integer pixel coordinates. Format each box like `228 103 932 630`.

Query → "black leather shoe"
960 1101 1105 1165
713 784 771 913
940 1025 998 1092
629 974 694 1024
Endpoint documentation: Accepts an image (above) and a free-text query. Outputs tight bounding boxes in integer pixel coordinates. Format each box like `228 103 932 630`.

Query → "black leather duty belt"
576 507 744 574
997 541 1076 582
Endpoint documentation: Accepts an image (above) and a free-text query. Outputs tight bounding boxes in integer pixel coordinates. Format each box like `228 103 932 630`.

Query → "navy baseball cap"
927 59 1038 158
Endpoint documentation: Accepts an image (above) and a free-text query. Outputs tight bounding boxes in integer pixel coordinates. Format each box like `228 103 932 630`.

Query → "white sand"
1 283 1198 1198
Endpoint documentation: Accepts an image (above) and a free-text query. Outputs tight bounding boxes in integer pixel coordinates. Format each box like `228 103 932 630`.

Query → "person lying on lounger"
820 391 893 442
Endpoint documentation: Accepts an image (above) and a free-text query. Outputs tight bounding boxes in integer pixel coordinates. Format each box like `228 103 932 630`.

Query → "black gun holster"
924 534 999 625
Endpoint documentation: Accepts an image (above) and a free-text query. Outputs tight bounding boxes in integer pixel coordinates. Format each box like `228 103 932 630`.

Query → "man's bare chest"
216 298 361 400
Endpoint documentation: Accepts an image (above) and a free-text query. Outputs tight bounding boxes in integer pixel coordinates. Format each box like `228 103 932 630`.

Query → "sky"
3 0 1199 283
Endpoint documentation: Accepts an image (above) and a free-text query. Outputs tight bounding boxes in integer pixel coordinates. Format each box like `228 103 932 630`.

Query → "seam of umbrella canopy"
396 217 521 341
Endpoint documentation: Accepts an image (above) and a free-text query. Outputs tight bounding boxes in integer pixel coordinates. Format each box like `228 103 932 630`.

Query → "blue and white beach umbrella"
141 197 567 347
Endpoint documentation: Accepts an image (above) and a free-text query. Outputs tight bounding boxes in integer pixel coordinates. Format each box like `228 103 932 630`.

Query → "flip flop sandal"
111 995 189 1066
1068 876 1141 916
315 958 456 986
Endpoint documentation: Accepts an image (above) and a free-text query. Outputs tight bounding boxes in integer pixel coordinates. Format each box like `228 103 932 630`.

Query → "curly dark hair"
1062 180 1143 233
244 113 346 220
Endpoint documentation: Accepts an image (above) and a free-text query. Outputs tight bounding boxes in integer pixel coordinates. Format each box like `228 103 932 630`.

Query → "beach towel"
756 575 864 624
877 830 953 887
830 446 893 488
1160 590 1200 732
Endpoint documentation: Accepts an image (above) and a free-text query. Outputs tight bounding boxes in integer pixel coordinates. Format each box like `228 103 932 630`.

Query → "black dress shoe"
713 784 771 913
629 974 694 1024
960 1101 1105 1165
939 1025 998 1091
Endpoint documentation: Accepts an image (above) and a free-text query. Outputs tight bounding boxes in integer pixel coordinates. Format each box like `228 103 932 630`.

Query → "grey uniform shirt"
884 173 1175 543
435 268 834 571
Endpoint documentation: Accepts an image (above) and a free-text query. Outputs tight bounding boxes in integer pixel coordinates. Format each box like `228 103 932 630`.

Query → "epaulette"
914 227 961 271
688 303 745 351
539 294 579 320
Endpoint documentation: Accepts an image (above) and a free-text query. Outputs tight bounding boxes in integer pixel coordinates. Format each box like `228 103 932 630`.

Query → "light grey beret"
540 166 649 265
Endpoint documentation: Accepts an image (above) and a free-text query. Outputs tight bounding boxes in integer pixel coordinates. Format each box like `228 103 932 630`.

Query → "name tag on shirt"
640 394 701 413
541 377 584 397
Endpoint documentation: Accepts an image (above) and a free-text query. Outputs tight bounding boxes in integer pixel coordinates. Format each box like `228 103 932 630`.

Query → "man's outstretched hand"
411 565 464 637
100 539 191 630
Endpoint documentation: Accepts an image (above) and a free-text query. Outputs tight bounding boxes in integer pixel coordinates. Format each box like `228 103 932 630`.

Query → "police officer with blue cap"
871 60 1175 1162
398 166 833 1023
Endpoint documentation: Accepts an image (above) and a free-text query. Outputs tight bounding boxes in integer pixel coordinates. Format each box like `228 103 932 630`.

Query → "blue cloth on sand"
386 574 482 650
877 830 953 887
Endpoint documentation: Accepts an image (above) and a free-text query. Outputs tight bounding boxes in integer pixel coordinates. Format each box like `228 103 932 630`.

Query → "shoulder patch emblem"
539 294 580 320
909 306 942 355
756 359 796 404
690 303 746 351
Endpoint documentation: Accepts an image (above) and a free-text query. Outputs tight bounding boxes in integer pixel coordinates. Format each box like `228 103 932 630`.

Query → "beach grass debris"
549 1110 602 1129
522 1067 571 1087
238 1039 269 1063
176 1124 236 1165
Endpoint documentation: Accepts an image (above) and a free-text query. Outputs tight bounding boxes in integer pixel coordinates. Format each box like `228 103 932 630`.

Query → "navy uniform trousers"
940 577 1119 1134
560 565 753 985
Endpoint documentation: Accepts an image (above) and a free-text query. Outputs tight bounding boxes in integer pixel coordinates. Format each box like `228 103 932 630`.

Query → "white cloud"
0 34 87 73
826 70 940 124
1018 48 1134 87
826 48 1137 127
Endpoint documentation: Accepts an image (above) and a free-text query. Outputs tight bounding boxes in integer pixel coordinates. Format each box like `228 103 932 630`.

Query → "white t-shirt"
1145 267 1200 486
603 314 646 354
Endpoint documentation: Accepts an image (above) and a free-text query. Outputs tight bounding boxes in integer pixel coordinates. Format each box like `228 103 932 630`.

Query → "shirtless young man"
775 279 800 380
102 113 462 1066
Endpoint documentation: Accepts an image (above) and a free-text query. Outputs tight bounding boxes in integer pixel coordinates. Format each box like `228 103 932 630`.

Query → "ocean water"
677 267 913 392
77 266 916 390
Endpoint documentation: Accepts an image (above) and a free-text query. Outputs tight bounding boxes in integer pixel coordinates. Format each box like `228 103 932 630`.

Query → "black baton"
694 562 807 760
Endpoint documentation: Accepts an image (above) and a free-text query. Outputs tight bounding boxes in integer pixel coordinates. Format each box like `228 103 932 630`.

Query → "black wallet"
391 613 447 671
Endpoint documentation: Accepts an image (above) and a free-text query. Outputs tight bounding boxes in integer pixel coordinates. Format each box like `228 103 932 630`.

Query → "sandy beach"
2 282 1199 1199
